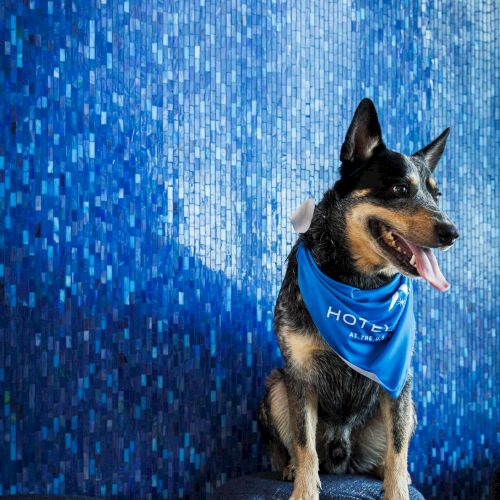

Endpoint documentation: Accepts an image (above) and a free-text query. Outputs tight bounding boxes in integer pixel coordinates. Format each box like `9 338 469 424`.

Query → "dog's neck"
299 189 394 290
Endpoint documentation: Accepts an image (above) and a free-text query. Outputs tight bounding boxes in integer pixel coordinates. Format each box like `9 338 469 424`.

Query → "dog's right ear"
340 98 384 165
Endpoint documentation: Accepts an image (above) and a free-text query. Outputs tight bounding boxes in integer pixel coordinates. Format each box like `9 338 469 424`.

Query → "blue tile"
0 0 498 498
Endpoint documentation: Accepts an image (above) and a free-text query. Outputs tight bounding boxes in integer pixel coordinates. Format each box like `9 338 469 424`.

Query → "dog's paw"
289 487 319 500
289 473 321 500
283 463 296 481
381 477 410 500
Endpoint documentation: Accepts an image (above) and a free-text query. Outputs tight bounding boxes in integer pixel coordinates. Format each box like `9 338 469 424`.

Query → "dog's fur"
258 99 458 500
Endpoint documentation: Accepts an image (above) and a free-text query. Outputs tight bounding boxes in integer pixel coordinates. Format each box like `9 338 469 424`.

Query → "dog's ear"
340 98 384 164
412 128 450 172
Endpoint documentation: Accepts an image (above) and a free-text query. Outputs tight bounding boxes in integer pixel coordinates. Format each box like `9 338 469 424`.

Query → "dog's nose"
437 222 459 246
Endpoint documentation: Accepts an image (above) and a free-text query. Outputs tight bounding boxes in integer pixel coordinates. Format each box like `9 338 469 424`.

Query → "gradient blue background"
0 0 498 498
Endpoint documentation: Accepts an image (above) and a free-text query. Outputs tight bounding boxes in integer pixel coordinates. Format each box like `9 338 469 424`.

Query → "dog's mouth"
369 220 449 292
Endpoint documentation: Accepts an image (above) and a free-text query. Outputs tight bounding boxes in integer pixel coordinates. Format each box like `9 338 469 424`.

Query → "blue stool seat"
214 472 425 499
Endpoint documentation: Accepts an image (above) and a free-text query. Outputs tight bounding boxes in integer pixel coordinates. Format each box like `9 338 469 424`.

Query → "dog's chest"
309 348 380 424
281 327 380 425
276 275 382 425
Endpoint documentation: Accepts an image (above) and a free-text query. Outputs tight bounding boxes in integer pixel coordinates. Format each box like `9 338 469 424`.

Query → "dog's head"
333 98 458 291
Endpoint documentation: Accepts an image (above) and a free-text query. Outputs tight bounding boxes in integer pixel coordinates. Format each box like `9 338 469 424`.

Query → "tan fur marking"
269 379 293 453
350 411 387 476
408 174 419 186
352 188 372 198
345 202 438 275
285 330 329 370
427 177 437 190
291 394 321 500
380 393 413 500
346 214 390 274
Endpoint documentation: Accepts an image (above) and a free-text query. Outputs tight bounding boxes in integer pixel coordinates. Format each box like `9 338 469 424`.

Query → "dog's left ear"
340 98 384 164
412 128 450 172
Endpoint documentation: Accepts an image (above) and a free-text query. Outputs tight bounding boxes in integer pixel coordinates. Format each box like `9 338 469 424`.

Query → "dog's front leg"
286 377 321 500
380 378 416 500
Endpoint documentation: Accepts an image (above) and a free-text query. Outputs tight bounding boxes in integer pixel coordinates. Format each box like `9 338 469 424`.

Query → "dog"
258 98 459 500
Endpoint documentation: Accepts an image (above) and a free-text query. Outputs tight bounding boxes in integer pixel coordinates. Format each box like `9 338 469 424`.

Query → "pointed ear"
412 128 450 172
340 98 384 164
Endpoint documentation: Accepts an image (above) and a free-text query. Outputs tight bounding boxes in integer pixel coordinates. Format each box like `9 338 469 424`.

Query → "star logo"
389 284 409 311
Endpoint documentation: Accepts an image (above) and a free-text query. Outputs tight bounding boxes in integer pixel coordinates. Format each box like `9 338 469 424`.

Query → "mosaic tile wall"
0 0 498 498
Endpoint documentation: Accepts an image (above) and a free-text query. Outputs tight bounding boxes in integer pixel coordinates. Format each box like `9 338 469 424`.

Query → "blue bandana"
296 244 416 398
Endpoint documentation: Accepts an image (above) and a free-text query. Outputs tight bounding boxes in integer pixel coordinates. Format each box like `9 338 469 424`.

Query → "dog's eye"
391 184 409 197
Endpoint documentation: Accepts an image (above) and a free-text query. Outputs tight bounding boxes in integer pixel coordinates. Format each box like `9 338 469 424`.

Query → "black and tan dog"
258 99 458 499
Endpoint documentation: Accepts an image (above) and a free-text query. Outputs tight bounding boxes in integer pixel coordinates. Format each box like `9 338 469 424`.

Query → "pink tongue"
404 241 449 292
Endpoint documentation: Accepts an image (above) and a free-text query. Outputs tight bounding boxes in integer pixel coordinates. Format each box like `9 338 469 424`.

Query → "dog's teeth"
410 255 416 266
396 246 402 252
